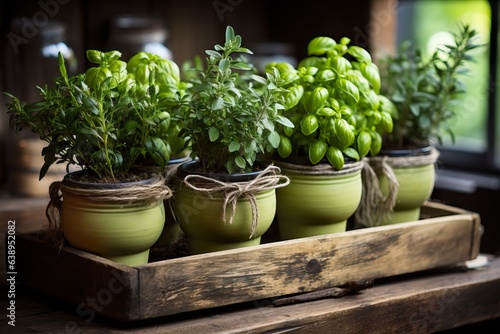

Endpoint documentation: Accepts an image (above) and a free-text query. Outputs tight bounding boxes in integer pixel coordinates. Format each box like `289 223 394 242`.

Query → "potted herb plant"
124 50 191 249
264 36 394 239
171 26 292 254
357 23 480 227
4 49 182 266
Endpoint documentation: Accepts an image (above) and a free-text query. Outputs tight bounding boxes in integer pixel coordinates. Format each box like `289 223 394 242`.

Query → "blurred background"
0 0 498 256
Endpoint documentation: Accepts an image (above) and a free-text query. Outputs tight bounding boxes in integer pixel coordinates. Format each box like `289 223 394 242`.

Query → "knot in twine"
181 164 290 238
355 148 440 227
45 174 172 245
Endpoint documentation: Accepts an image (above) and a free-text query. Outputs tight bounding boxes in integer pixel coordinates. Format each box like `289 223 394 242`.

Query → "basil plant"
267 37 394 170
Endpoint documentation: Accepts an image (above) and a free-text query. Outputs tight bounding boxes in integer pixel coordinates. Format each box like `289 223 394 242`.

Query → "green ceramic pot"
173 161 277 254
276 161 363 240
375 146 438 225
60 171 166 266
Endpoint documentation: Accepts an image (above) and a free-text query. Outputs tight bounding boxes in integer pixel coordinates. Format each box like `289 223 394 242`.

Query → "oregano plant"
173 26 294 174
5 49 184 181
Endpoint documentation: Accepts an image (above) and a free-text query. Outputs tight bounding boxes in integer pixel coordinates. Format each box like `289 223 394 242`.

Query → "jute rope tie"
45 175 173 245
355 148 440 227
181 164 290 239
274 160 364 176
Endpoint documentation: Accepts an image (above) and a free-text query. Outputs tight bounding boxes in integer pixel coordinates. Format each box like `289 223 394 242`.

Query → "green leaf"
218 58 230 72
308 36 337 56
146 137 170 169
348 46 372 63
335 118 355 147
343 147 360 161
82 97 99 115
361 63 381 94
317 107 335 117
326 146 344 170
250 74 268 85
370 131 382 156
86 50 103 64
205 50 222 59
284 85 304 110
300 114 319 136
268 131 280 148
229 141 240 152
231 62 252 70
308 140 327 164
316 69 335 82
278 135 292 158
225 26 235 43
58 53 68 80
357 130 372 157
276 115 295 128
305 87 329 113
337 79 359 103
209 127 219 142
212 97 224 110
243 140 257 153
84 67 112 90
330 56 352 74
235 156 246 169
77 127 100 138
380 111 394 133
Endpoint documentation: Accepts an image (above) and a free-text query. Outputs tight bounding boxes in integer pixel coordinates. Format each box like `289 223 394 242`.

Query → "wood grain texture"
16 202 481 321
14 255 498 333
17 235 140 322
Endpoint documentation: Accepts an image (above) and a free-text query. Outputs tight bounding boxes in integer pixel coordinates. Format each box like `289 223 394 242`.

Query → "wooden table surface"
1 255 499 333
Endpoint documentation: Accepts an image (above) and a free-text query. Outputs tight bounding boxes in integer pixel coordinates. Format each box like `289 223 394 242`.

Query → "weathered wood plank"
17 235 141 321
135 203 480 318
16 202 481 321
73 256 500 333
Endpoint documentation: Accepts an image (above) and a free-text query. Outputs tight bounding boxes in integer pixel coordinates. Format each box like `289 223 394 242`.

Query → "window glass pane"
398 0 491 152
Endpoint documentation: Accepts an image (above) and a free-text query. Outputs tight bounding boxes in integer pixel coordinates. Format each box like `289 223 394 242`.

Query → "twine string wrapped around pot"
180 164 290 238
45 174 173 245
273 159 364 176
355 148 440 227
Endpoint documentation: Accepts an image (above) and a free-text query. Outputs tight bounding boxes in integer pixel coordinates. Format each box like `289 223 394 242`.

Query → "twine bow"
181 164 290 238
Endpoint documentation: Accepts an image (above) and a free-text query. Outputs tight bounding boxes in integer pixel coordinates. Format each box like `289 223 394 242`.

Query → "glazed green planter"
60 172 166 266
374 147 438 225
276 162 363 240
377 162 436 225
173 161 277 254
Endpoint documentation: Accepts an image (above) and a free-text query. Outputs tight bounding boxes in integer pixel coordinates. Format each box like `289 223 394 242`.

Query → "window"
397 0 498 173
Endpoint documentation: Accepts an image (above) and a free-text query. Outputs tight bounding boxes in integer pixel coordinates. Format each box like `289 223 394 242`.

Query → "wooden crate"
17 201 481 322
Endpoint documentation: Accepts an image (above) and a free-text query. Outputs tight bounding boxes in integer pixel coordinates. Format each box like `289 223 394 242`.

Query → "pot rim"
378 145 433 157
176 160 265 182
63 170 162 190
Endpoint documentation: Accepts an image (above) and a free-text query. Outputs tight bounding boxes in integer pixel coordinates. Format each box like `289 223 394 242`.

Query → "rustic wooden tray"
17 201 481 322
